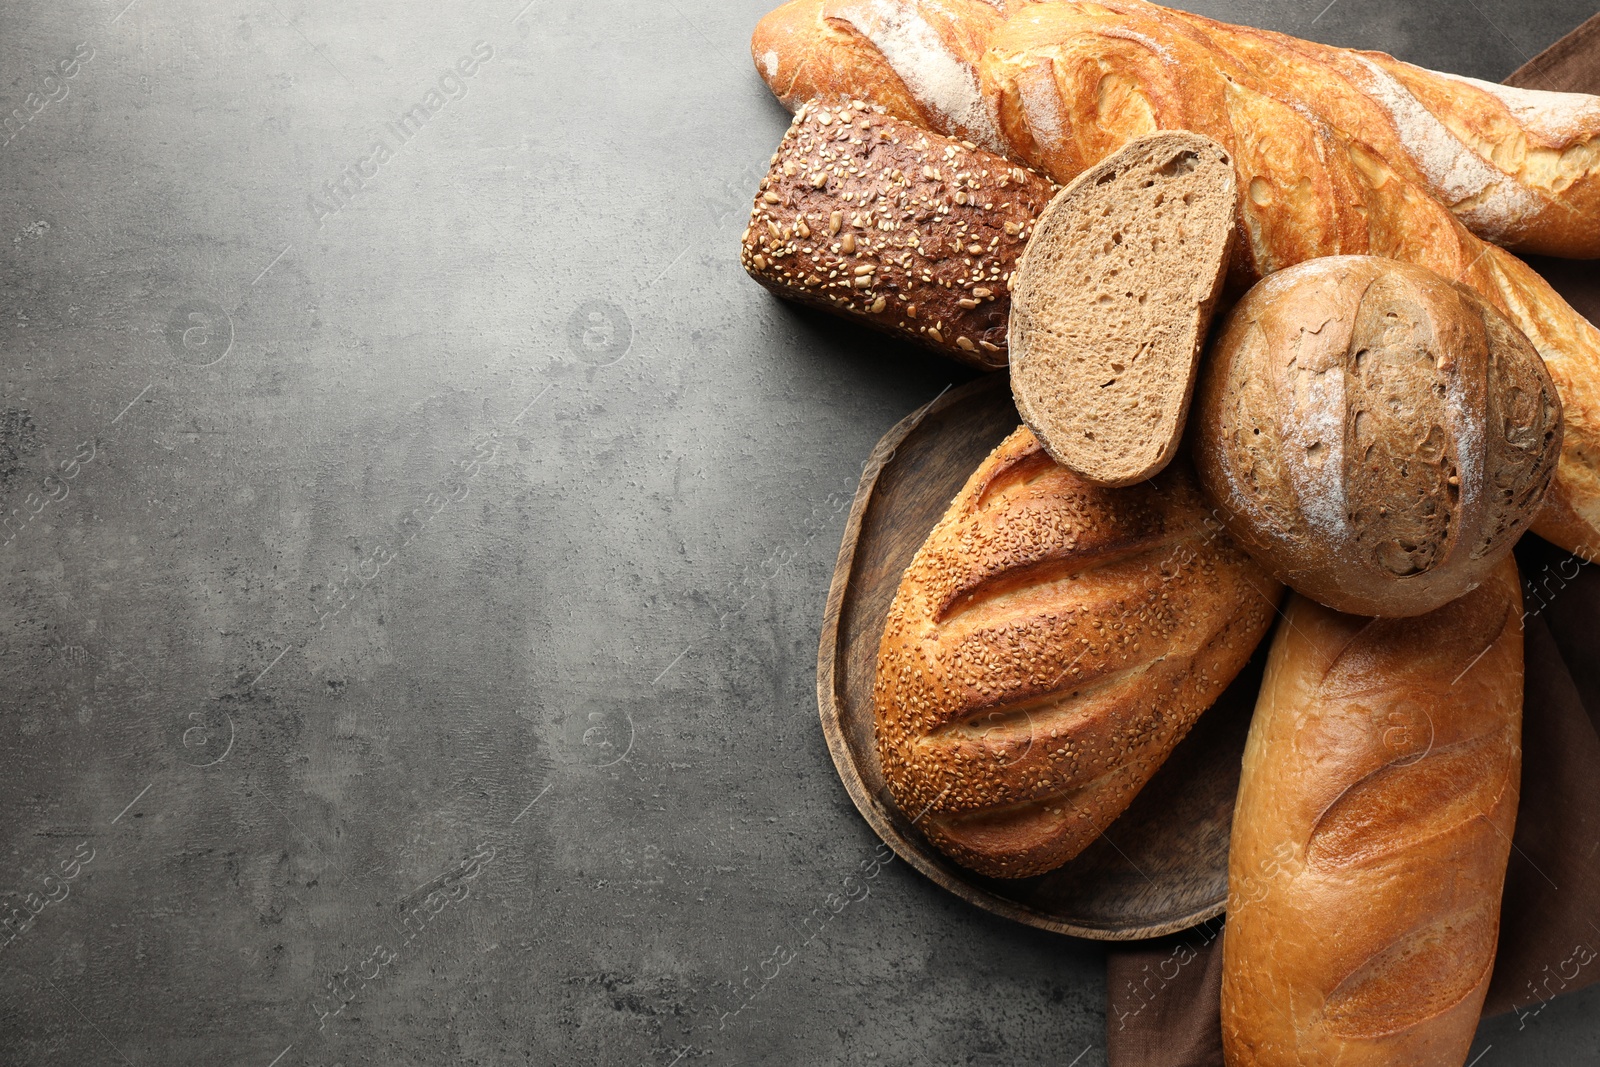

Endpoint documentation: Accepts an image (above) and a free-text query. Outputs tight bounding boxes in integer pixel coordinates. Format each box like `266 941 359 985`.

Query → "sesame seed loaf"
873 425 1282 879
740 100 1056 370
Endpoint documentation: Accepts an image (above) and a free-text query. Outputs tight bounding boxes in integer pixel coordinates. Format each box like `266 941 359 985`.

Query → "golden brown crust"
752 0 1600 256
751 0 1600 562
752 0 1018 150
873 426 1281 878
741 101 1055 368
1221 559 1523 1065
1484 251 1600 560
1193 256 1562 618
1103 2 1600 258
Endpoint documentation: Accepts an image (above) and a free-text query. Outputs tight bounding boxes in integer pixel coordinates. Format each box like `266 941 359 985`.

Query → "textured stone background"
1 0 1596 1064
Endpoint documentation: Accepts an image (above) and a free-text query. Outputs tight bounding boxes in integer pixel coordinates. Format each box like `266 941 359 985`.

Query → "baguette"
750 0 1600 562
752 0 1015 152
874 426 1280 878
1221 558 1523 1065
740 101 1056 368
752 0 1600 257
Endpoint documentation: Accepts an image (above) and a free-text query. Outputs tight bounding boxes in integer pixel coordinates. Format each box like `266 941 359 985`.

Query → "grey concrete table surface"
1 0 1596 1064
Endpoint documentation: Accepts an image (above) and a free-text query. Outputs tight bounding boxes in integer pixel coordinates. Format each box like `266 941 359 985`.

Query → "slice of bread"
1008 132 1237 487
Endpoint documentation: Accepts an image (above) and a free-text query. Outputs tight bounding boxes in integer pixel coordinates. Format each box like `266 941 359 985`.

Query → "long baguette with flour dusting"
751 0 1600 257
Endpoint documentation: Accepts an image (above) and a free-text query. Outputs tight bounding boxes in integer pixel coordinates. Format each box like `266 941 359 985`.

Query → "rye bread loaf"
1193 256 1562 618
740 100 1056 369
873 425 1281 878
1009 132 1238 487
1222 558 1523 1065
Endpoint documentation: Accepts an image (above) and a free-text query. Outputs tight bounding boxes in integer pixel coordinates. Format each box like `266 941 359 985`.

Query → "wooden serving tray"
817 372 1270 940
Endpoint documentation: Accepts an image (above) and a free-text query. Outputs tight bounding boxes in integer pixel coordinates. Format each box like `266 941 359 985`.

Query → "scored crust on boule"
1193 255 1562 618
873 426 1281 879
1008 131 1238 488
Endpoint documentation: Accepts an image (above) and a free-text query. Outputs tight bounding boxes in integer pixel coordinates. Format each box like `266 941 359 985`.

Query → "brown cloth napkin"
1105 14 1600 1064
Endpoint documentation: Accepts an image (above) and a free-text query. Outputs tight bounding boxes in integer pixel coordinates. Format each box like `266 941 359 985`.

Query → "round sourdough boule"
1193 255 1562 618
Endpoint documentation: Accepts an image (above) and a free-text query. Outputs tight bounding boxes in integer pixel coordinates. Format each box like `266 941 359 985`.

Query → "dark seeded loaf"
1008 132 1237 487
740 100 1057 370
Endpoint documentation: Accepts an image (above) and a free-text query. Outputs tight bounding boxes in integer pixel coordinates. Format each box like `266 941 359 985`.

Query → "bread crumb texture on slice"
1009 132 1237 487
